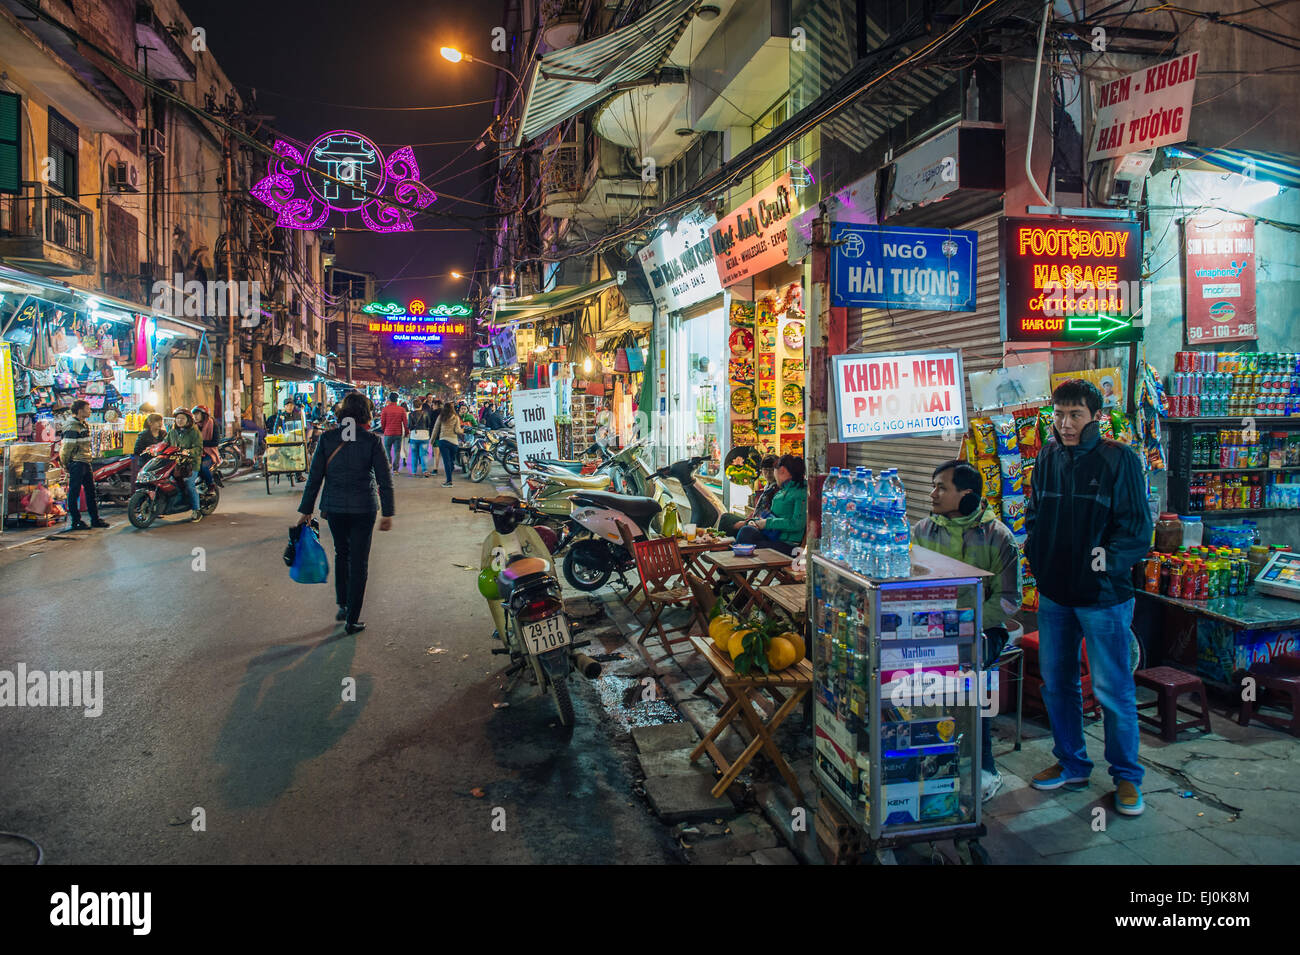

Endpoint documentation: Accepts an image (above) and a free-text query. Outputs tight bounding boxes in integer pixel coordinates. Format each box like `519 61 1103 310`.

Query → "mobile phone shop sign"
830 225 977 311
513 388 559 463
831 350 967 442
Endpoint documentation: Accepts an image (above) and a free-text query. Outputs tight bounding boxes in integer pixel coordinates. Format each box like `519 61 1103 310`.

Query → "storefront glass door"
670 308 726 479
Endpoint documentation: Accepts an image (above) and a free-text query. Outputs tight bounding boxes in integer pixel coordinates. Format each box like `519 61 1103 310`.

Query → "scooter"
524 440 652 525
560 456 724 591
126 444 220 529
91 454 136 506
454 495 602 727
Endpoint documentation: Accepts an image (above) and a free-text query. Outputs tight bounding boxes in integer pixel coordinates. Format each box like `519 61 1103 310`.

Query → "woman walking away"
735 454 807 556
408 399 433 477
431 401 464 488
297 391 395 635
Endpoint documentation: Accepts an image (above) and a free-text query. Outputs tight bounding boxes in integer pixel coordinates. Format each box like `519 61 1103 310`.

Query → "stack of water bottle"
819 466 912 579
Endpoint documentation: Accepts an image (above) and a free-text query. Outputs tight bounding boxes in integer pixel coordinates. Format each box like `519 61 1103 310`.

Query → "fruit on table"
709 614 738 654
766 636 798 671
728 628 755 660
779 631 806 662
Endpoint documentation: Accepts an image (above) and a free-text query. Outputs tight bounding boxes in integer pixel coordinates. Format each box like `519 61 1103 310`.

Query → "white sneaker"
981 770 1003 803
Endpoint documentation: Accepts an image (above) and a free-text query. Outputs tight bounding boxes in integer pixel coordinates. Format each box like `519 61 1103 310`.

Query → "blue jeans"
383 434 402 470
1037 594 1143 785
409 440 428 473
735 523 796 555
438 440 457 482
183 472 201 511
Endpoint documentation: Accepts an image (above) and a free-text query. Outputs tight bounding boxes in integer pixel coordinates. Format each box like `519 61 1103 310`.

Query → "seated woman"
734 454 807 556
719 455 778 536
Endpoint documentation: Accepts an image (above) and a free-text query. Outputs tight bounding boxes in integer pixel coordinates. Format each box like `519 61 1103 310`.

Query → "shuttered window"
0 92 20 194
844 212 1004 519
47 107 78 199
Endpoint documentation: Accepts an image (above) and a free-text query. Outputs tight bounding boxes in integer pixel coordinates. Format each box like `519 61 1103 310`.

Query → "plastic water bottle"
820 467 840 554
842 501 859 567
883 469 912 578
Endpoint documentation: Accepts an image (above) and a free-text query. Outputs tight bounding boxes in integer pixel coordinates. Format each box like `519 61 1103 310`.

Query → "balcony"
540 142 596 218
541 141 657 226
0 183 95 275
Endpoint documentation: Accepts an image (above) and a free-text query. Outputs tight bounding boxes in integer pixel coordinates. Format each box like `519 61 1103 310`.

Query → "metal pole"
224 137 239 429
345 294 353 384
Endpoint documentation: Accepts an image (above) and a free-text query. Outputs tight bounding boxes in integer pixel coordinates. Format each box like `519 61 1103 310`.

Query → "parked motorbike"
217 435 249 479
454 495 602 727
560 456 723 591
126 444 220 529
524 439 652 526
91 455 136 507
458 429 493 483
486 429 519 475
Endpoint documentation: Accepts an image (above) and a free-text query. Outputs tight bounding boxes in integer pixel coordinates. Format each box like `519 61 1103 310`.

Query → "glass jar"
1180 515 1203 548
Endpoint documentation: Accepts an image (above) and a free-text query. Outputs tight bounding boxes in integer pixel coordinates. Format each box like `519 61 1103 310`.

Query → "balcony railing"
0 182 95 260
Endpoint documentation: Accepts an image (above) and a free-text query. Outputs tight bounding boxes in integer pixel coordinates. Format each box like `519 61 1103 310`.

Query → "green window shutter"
0 91 20 195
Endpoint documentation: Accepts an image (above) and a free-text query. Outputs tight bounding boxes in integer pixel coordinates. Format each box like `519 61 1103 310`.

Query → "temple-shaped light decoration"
250 131 436 233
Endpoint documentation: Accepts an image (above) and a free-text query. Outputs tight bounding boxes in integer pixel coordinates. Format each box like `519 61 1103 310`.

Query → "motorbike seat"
533 469 609 489
529 457 585 471
570 490 661 520
497 556 552 599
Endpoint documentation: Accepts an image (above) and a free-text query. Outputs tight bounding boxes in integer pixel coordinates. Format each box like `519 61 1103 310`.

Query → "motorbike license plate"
521 615 571 655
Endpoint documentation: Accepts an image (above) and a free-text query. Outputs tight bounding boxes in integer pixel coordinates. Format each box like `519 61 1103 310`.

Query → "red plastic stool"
1020 631 1101 718
1134 667 1213 741
1238 663 1300 737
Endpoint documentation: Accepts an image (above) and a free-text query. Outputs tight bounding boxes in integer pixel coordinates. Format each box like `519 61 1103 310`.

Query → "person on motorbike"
192 405 221 488
166 408 205 522
481 400 505 431
132 413 167 457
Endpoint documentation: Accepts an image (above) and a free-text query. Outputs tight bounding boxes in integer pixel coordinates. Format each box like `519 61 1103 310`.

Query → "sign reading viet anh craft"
1089 51 1199 161
637 212 723 313
710 174 796 287
1183 215 1257 343
831 350 967 442
830 225 977 311
0 343 16 441
513 388 559 465
1000 216 1143 343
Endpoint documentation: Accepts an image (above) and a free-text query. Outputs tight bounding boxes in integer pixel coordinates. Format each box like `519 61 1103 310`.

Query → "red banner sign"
1183 215 1256 344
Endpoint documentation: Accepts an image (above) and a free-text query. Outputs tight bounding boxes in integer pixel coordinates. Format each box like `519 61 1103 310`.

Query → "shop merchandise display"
728 285 805 459
820 466 912 578
1168 351 1300 418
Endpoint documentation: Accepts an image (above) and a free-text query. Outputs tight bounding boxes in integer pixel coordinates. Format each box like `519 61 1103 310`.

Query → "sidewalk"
598 593 1300 865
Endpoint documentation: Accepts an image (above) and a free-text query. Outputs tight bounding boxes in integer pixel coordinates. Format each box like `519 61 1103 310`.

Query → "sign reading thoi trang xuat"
1089 51 1199 161
831 350 967 442
830 224 977 311
1183 214 1256 343
513 388 559 464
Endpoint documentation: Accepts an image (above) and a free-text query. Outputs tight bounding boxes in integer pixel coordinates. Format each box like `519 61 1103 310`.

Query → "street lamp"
440 46 520 83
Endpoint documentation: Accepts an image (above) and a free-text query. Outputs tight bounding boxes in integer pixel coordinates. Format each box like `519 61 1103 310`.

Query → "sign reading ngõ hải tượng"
830 225 977 311
999 216 1143 343
831 350 967 442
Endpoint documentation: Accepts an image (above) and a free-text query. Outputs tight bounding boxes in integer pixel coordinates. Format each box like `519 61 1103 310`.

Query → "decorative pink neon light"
250 132 436 232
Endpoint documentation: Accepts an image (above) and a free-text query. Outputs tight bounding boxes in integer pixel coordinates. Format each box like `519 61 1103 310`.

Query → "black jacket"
133 430 167 456
1025 421 1152 607
298 428 395 517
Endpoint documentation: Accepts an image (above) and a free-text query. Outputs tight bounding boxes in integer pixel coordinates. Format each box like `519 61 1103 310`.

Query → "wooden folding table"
688 635 812 803
703 547 796 616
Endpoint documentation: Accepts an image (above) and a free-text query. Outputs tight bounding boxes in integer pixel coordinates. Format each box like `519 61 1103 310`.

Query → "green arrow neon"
1067 312 1130 342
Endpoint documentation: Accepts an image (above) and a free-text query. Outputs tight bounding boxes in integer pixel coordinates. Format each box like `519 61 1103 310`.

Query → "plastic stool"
1238 664 1300 737
1134 667 1213 741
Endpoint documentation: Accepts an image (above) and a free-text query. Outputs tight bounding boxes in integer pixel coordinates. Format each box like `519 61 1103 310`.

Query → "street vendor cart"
263 433 307 495
811 547 993 865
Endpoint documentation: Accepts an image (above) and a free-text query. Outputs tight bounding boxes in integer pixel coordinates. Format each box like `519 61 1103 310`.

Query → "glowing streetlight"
440 46 520 82
439 46 464 63
451 271 463 279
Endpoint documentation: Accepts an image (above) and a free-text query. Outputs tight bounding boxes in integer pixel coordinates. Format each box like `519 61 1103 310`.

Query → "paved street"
0 466 680 864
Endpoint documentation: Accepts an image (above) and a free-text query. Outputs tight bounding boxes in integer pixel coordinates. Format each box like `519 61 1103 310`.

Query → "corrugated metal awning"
1164 145 1300 190
492 278 617 326
517 0 699 144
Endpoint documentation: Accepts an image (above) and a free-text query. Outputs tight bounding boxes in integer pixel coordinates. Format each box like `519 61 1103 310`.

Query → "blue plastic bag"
289 525 329 584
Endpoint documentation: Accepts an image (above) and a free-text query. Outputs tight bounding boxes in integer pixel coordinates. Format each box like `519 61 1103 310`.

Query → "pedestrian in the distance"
60 399 108 530
1025 378 1153 816
408 398 434 477
379 391 407 472
431 401 464 488
297 391 395 635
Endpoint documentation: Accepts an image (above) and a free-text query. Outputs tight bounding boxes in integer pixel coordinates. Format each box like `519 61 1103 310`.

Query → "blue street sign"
830 224 978 311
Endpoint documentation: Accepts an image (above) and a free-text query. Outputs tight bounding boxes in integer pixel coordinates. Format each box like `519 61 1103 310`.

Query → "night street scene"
0 0 1297 921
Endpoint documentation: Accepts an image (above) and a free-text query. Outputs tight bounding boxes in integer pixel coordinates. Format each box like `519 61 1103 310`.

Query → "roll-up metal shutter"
679 293 724 322
845 212 1003 519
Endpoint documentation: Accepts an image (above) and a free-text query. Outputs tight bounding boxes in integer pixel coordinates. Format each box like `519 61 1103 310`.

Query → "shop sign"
1000 216 1143 343
513 387 558 464
830 225 977 311
0 343 16 441
831 349 967 442
885 126 960 218
493 329 517 366
637 211 722 313
361 300 472 317
787 170 877 264
710 174 797 287
1089 51 1199 161
1183 215 1256 343
314 354 328 372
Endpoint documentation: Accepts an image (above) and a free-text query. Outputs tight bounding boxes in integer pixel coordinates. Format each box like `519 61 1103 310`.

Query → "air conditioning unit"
109 161 140 192
142 127 166 157
1098 149 1154 206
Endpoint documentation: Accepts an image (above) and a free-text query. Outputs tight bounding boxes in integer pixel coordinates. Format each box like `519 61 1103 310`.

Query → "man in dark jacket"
1025 379 1153 817
60 399 108 530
